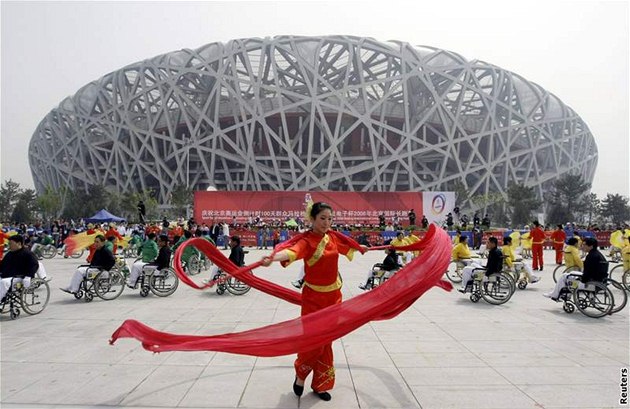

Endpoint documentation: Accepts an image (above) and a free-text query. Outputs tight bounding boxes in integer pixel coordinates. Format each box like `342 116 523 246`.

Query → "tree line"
0 181 193 224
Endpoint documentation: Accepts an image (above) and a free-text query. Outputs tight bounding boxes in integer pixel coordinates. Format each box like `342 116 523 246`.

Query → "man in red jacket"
550 224 566 265
530 221 546 271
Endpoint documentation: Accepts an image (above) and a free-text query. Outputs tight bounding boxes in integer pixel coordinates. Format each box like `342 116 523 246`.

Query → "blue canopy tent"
84 209 126 223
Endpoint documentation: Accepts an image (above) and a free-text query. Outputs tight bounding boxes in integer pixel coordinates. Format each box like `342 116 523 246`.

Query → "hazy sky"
1 0 628 198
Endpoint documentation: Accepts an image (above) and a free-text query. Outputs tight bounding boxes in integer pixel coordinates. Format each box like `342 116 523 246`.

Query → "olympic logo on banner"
431 194 447 216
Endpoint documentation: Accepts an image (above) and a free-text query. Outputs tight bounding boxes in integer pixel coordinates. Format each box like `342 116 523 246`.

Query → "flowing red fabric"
110 225 452 356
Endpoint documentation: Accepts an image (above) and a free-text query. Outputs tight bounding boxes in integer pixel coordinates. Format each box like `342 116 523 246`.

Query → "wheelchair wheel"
622 269 630 292
74 290 83 300
123 246 136 259
470 293 480 303
140 287 150 297
573 282 614 318
481 272 514 305
226 276 252 296
149 268 179 297
562 302 575 314
555 266 580 284
187 255 202 276
609 264 625 284
216 285 226 295
445 261 463 283
95 270 125 300
605 278 627 314
71 249 84 259
21 278 50 315
517 280 528 290
552 265 564 283
41 245 57 259
84 292 94 302
10 308 20 320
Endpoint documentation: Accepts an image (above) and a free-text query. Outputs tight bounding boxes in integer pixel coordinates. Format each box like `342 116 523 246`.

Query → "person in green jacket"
31 231 54 258
127 233 158 288
104 236 116 253
174 230 199 268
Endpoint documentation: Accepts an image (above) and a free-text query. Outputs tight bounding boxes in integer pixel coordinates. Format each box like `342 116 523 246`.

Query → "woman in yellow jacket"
521 226 532 259
503 236 539 284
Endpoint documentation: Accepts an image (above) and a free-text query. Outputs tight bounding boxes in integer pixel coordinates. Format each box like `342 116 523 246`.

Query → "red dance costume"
283 231 356 393
550 230 566 264
530 226 546 270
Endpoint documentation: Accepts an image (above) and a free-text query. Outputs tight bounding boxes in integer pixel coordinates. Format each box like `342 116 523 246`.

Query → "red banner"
194 191 423 226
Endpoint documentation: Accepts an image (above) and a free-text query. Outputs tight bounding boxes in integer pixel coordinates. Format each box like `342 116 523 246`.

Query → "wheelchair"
74 267 125 302
608 247 622 263
33 244 57 259
553 265 581 283
58 244 84 259
0 276 50 320
608 263 628 288
622 269 630 292
186 253 213 276
445 260 465 283
131 265 179 297
555 274 616 318
362 263 400 290
211 269 251 296
122 244 139 259
461 270 515 305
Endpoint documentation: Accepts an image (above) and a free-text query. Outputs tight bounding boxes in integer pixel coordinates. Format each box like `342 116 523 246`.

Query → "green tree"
546 174 590 224
600 194 630 227
37 186 63 222
11 189 38 223
471 192 509 227
0 179 22 221
507 183 542 227
170 184 193 218
117 189 159 222
577 193 600 227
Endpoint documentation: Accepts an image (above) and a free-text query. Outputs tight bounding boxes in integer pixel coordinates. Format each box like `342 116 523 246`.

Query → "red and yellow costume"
282 231 356 393
530 225 546 270
0 229 10 260
550 229 566 265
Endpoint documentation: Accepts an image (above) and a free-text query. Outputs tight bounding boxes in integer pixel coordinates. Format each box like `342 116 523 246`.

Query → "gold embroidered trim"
304 276 342 292
306 234 329 267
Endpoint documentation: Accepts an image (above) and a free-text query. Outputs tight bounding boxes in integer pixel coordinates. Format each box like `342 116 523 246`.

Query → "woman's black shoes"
292 378 304 396
315 391 332 401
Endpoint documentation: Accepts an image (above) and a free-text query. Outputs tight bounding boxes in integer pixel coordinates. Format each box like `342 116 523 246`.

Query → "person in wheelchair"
358 248 400 290
503 236 540 284
452 235 482 267
0 235 39 303
563 237 584 271
129 234 172 288
544 237 607 301
60 235 116 295
127 233 158 288
458 237 502 292
622 236 630 273
30 231 54 260
390 231 409 265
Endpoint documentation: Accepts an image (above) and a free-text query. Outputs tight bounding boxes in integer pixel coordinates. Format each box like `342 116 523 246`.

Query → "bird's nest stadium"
29 35 597 208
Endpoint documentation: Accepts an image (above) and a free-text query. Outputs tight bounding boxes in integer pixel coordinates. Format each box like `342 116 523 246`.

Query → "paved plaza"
1 247 628 408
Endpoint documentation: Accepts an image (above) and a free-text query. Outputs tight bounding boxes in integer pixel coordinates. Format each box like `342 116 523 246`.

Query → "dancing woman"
261 202 357 401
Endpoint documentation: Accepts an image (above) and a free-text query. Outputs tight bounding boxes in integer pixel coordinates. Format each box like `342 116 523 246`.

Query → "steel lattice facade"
29 35 597 208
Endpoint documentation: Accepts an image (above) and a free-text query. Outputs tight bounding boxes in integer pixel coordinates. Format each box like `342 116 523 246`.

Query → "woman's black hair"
310 202 333 219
